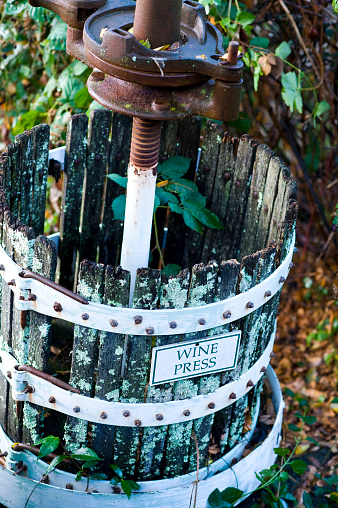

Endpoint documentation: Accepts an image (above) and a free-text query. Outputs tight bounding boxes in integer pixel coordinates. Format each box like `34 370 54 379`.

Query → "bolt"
270 352 276 358
145 327 154 335
183 409 190 416
208 402 215 409
66 484 73 490
152 98 171 112
260 366 267 373
227 40 239 65
38 169 43 181
156 414 164 421
223 310 231 319
247 380 254 387
28 294 37 301
73 406 80 413
279 276 286 284
7 280 15 286
0 264 5 271
100 412 108 419
110 319 118 327
198 318 206 325
53 302 62 312
24 385 34 394
81 313 89 320
134 315 143 324
116 153 123 160
95 153 102 161
229 392 236 399
19 295 25 301
123 410 130 417
253 191 259 199
48 396 56 403
134 420 142 427
7 371 11 379
169 321 177 329
246 301 254 309
16 464 27 475
223 172 231 182
235 180 241 188
264 290 272 297
24 179 29 187
74 157 81 166
264 205 268 213
203 164 210 174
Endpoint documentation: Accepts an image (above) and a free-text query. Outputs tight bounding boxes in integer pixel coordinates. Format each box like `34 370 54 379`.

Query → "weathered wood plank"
30 124 50 236
78 108 112 265
23 235 57 444
113 268 161 478
59 114 88 289
7 142 20 216
100 113 132 266
18 131 34 226
238 144 274 259
0 153 9 194
91 265 130 474
138 269 190 480
63 260 104 452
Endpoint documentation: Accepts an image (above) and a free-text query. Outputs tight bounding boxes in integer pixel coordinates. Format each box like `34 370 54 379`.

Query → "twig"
316 231 334 263
190 431 200 508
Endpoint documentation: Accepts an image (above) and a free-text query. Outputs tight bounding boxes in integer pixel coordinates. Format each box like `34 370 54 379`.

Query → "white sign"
149 331 241 386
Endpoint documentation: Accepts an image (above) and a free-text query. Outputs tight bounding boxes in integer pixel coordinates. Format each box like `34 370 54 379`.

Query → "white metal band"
0 324 275 427
0 233 295 336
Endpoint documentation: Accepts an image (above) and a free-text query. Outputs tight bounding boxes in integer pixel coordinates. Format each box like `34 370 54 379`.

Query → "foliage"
110 464 141 499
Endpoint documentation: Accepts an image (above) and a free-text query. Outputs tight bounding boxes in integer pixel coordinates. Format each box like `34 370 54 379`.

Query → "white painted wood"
0 233 295 335
120 165 157 305
48 146 65 171
0 325 275 427
0 367 283 508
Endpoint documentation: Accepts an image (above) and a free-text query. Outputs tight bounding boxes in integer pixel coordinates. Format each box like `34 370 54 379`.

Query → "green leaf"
190 208 222 229
121 478 132 499
181 194 207 210
162 264 182 277
313 100 330 126
71 446 100 462
82 460 99 469
126 480 140 491
72 60 89 76
90 473 108 480
281 72 303 113
228 112 251 132
284 388 296 398
288 424 301 432
306 436 319 446
165 178 199 199
35 436 60 459
157 156 191 179
112 195 126 221
107 173 128 188
325 475 338 485
208 488 223 507
221 487 243 503
275 41 291 59
250 37 270 49
236 11 255 27
153 194 161 212
155 187 179 206
45 455 67 475
12 111 47 135
110 476 120 486
74 87 91 109
169 202 183 214
110 464 123 478
279 470 289 482
289 459 307 475
274 447 291 458
303 415 317 425
182 210 204 234
303 491 314 508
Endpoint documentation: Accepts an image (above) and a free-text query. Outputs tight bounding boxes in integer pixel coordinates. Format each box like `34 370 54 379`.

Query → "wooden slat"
138 269 190 480
91 265 130 474
100 113 132 266
8 142 20 216
23 235 57 444
30 124 50 236
0 153 9 194
113 268 161 477
78 109 112 265
18 131 34 226
63 260 104 452
59 114 88 289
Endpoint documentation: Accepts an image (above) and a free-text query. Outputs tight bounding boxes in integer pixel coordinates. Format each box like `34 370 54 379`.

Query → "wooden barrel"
0 112 297 494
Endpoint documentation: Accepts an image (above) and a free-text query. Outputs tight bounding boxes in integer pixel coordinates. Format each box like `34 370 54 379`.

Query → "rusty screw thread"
130 118 162 172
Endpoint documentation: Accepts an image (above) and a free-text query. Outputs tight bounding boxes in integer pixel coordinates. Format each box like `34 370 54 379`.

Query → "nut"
73 406 80 413
169 321 177 329
48 396 56 403
183 409 190 416
109 319 118 327
134 419 142 427
223 310 231 319
156 414 164 421
53 302 62 312
134 315 143 325
229 392 236 399
208 402 215 409
123 410 130 417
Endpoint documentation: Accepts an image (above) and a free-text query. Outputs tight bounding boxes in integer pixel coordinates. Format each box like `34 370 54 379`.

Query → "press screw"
116 153 123 160
152 98 171 112
81 313 89 320
253 191 259 199
53 302 62 312
270 352 276 357
260 366 267 373
28 294 37 301
198 318 206 325
203 165 210 174
264 205 268 213
264 290 272 298
134 315 143 324
247 380 254 387
223 310 231 319
24 385 34 394
246 301 254 309
0 265 5 271
183 409 190 416
110 319 118 327
156 414 164 421
66 484 73 490
95 153 102 161
208 402 215 409
145 327 154 335
169 321 177 329
7 371 11 379
235 180 241 188
73 406 80 413
134 420 142 427
123 410 130 417
100 412 108 420
279 276 286 284
229 392 236 399
48 396 56 403
74 157 81 166
223 172 231 182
